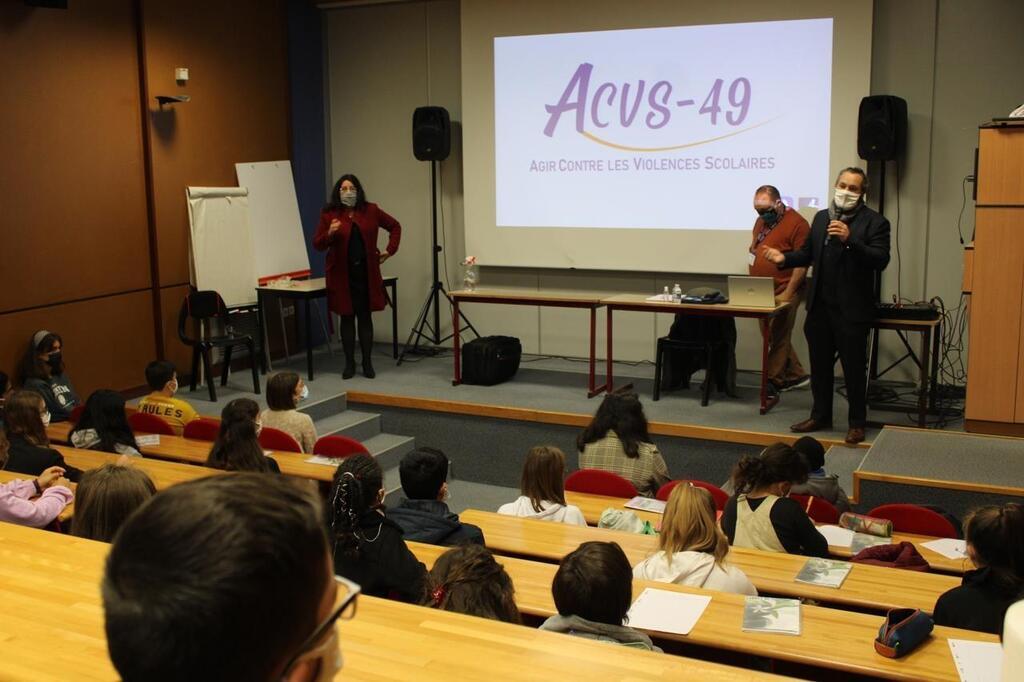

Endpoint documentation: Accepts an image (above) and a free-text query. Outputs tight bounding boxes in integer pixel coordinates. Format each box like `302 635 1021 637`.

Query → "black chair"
654 337 716 406
178 290 261 402
653 314 737 406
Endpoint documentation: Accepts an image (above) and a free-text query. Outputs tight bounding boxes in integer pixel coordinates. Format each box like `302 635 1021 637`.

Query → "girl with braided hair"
328 453 426 602
422 544 520 623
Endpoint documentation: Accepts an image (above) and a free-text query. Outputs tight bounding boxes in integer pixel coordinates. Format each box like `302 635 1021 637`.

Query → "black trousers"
804 304 870 428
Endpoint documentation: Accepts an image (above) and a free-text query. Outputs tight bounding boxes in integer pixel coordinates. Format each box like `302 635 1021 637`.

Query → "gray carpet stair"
300 392 415 474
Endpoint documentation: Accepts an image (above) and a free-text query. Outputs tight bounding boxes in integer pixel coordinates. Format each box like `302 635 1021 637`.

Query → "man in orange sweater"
748 185 811 393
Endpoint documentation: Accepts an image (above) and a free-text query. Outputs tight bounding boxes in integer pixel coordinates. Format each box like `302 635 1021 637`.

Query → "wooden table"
601 294 790 414
564 491 971 575
47 423 335 484
409 542 994 682
450 289 607 397
460 509 960 613
0 521 777 682
256 275 398 381
870 316 942 427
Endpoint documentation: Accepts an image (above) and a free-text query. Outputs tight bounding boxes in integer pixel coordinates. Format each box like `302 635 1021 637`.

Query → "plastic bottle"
662 286 670 301
672 283 683 303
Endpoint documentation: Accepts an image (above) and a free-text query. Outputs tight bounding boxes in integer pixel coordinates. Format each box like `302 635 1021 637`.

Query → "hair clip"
431 586 447 606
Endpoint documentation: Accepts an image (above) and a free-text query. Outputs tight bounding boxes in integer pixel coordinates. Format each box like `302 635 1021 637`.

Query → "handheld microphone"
825 204 837 245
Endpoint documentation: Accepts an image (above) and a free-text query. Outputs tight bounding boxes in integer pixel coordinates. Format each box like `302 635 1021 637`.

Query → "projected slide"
494 19 833 230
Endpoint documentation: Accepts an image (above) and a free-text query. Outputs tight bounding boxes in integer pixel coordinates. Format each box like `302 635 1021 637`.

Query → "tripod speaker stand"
398 111 478 363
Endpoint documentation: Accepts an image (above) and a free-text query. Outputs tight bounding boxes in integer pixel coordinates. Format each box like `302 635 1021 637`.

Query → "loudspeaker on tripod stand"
857 95 907 162
412 106 451 161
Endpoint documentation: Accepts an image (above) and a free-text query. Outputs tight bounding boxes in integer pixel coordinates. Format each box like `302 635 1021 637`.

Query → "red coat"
313 202 401 316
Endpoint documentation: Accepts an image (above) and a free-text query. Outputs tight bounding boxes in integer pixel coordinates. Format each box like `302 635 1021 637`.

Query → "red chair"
313 435 369 459
867 504 959 538
258 426 303 453
565 469 639 498
656 479 729 511
68 404 85 424
183 418 221 442
791 494 840 525
127 411 176 436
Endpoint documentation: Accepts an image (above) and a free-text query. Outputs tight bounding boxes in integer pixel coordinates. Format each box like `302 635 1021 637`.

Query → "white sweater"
633 550 757 595
497 496 587 526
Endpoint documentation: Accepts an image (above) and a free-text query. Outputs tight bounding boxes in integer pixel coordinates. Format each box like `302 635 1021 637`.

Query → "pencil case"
839 512 893 537
874 608 933 658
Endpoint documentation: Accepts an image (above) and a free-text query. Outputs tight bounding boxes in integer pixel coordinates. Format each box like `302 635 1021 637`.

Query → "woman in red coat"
314 174 401 379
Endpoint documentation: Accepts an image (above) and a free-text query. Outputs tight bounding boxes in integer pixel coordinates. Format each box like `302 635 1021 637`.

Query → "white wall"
326 0 1024 378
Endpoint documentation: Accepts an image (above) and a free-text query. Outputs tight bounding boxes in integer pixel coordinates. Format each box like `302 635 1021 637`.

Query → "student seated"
389 447 484 546
329 453 427 602
17 330 80 422
137 361 199 434
0 428 73 528
540 541 661 651
206 398 280 473
634 483 757 594
789 436 851 512
720 436 851 513
498 445 586 526
933 503 1024 636
2 390 83 482
70 389 142 457
577 390 670 497
71 463 156 542
261 371 317 452
103 474 344 682
423 544 520 623
720 443 828 557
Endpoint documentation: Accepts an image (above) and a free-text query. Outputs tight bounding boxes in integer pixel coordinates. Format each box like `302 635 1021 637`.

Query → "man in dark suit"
762 167 890 444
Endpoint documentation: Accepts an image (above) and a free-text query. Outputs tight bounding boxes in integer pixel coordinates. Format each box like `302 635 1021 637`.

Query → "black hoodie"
388 498 485 547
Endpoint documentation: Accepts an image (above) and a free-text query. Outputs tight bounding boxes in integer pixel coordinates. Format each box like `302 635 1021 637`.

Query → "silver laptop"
727 276 776 308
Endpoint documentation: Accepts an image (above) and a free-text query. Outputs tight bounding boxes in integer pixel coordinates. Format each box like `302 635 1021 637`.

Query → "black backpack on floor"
462 336 522 386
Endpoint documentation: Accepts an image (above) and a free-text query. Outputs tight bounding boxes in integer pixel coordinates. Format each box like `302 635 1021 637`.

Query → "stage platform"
854 427 1024 517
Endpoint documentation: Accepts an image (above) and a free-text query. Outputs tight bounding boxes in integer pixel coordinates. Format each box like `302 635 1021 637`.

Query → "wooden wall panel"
0 291 156 398
965 208 1024 423
159 284 194 378
141 0 291 288
0 0 150 314
977 128 1024 205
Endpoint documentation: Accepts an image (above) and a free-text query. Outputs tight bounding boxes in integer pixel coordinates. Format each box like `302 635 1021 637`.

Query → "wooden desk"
0 521 776 682
870 316 941 427
450 289 607 397
256 276 398 380
601 294 790 414
461 509 959 613
564 491 970 575
408 542 994 682
47 424 335 484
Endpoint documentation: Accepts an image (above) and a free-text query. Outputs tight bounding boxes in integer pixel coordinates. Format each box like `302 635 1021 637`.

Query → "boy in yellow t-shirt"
137 361 199 434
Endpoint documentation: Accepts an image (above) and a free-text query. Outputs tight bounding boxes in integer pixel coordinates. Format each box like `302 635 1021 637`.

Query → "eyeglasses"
279 574 360 678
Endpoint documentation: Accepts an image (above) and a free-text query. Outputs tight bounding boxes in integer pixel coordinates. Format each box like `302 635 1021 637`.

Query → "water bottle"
662 286 670 301
672 283 683 303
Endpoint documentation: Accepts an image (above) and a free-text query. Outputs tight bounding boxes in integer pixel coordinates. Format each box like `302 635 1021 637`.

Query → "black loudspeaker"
25 0 68 7
857 95 908 161
412 106 451 161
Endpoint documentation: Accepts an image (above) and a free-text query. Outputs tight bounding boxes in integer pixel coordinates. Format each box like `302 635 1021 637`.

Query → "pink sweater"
0 479 73 528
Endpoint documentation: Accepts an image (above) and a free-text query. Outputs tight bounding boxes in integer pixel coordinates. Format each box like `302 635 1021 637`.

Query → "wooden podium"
965 120 1024 435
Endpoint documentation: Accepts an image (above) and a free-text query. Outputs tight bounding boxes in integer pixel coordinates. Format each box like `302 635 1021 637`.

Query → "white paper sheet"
645 294 674 302
817 524 854 547
135 435 161 446
922 538 968 560
626 588 711 636
624 496 666 514
948 639 1003 682
306 455 345 467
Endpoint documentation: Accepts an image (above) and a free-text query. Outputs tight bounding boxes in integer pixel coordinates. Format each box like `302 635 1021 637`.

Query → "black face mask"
47 352 62 372
758 208 779 226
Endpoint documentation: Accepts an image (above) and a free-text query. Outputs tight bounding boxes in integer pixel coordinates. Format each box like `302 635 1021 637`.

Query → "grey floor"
195 344 949 443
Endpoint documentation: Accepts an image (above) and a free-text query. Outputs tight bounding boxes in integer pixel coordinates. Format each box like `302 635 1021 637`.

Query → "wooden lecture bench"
409 542 995 682
0 521 780 682
47 422 336 484
460 510 960 614
565 491 972 575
